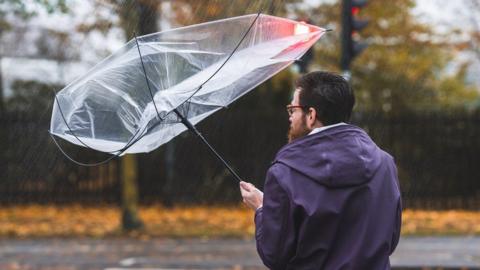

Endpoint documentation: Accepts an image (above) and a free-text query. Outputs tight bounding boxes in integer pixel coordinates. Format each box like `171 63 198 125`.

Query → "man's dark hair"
296 71 355 126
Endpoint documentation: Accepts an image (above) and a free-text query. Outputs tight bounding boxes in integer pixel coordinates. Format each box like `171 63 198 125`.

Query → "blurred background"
0 0 479 269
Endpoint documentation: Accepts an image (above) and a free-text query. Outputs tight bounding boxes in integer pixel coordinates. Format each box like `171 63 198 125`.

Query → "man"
240 71 401 269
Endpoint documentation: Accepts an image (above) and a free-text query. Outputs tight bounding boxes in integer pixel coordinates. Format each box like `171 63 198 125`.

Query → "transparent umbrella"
50 13 326 179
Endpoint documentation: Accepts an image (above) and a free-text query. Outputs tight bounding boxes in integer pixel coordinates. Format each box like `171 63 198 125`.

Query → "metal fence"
355 111 480 209
1 109 479 209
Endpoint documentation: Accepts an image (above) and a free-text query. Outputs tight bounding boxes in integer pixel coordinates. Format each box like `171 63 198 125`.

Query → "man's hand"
240 181 264 210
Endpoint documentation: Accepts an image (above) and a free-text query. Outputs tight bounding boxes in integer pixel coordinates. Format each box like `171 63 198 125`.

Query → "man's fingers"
240 181 258 192
240 181 251 192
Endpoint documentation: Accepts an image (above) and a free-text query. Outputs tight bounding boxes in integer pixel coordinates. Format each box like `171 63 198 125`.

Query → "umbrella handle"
173 109 243 183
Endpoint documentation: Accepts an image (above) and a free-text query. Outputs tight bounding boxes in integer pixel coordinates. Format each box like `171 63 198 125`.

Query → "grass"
0 205 479 238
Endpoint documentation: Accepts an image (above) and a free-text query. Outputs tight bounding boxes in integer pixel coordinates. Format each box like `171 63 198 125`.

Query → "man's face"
287 89 310 143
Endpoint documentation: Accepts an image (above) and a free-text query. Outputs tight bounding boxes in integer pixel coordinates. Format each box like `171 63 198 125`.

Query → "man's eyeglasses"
286 105 306 116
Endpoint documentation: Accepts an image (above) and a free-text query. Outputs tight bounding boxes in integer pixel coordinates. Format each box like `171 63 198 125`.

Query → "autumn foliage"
0 205 478 238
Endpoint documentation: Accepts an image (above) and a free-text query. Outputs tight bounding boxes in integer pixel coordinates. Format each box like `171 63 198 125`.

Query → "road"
0 237 479 269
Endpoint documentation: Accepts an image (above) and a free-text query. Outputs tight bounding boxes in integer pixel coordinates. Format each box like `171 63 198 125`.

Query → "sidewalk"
392 236 480 269
0 236 478 269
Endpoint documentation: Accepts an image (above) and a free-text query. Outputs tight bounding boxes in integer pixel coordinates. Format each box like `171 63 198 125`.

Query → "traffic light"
340 0 369 72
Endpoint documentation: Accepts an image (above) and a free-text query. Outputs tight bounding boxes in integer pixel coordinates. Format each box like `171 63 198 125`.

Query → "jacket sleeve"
255 164 296 269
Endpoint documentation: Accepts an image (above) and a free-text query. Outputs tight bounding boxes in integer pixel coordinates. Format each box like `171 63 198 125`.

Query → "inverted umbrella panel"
50 14 325 156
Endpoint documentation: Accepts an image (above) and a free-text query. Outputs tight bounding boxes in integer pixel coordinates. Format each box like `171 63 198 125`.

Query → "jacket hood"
274 124 383 188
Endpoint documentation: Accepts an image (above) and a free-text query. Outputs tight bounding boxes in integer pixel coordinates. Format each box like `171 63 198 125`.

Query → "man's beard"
288 116 311 143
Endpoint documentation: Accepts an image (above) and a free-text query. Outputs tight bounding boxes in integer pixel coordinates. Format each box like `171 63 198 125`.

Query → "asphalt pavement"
0 236 479 270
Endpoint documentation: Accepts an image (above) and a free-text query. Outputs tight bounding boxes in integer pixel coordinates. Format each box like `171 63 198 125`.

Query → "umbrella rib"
134 33 163 123
173 9 264 113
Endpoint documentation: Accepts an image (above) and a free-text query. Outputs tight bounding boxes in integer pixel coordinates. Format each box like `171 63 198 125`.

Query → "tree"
0 0 68 114
171 0 299 25
303 0 478 113
464 0 480 61
99 0 161 230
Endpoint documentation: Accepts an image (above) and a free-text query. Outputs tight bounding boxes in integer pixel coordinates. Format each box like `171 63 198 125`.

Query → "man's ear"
307 107 317 128
307 107 323 128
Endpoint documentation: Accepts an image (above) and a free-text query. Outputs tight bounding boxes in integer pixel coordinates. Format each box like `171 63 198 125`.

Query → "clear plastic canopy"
50 14 325 154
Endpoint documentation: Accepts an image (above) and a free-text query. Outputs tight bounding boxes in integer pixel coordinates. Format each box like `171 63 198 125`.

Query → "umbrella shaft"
173 109 242 183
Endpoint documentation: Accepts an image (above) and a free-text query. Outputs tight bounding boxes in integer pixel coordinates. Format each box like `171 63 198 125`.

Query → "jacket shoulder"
266 162 294 192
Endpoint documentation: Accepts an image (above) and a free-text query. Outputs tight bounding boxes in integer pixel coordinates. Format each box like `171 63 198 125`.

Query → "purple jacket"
255 124 401 270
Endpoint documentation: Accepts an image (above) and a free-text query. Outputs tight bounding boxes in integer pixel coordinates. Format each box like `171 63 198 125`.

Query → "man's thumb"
240 181 251 191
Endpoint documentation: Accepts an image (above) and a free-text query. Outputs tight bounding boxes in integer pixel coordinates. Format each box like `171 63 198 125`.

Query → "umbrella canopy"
50 14 326 154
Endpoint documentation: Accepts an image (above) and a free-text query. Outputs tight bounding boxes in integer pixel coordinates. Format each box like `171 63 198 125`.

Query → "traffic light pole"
340 0 369 81
341 0 353 73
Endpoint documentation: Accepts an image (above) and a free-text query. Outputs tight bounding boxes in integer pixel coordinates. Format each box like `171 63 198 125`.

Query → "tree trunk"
138 1 158 36
121 154 143 230
0 56 4 114
119 0 160 231
163 142 175 207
